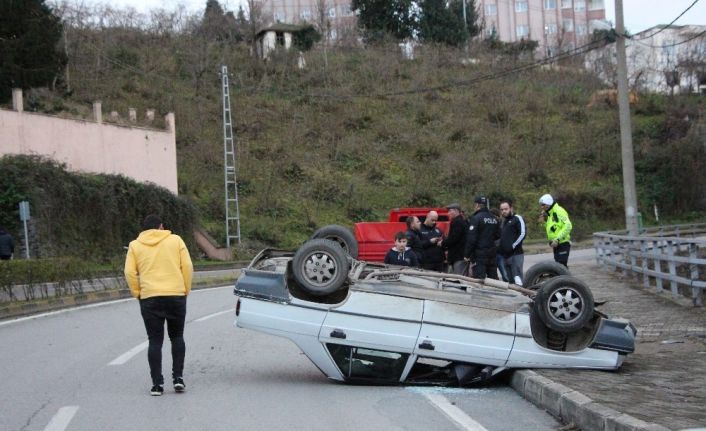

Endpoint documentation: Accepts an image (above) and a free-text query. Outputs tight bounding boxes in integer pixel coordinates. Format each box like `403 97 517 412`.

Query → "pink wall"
0 103 178 194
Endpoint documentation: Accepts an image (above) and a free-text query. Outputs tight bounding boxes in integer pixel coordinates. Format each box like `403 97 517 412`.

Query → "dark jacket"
464 207 500 261
499 213 526 257
0 230 14 257
419 223 445 265
405 228 424 264
444 215 468 264
384 247 419 267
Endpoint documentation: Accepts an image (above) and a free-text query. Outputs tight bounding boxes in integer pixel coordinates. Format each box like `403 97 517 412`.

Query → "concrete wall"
0 90 178 194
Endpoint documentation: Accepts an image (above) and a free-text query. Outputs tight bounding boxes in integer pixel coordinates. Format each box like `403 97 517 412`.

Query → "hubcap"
303 252 337 285
547 287 583 322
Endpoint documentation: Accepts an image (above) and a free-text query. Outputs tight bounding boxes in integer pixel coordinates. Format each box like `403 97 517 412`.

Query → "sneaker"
150 384 164 396
173 377 186 393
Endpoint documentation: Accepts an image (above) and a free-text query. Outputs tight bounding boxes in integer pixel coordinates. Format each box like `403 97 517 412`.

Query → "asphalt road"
0 286 564 431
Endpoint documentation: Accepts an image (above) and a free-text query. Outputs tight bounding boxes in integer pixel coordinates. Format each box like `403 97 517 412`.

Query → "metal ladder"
222 65 241 247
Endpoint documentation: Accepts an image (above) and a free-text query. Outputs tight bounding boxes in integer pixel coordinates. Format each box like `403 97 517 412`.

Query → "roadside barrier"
593 223 706 306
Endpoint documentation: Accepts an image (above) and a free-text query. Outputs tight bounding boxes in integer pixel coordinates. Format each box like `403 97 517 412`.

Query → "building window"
276 32 285 46
576 24 587 34
330 29 337 39
544 0 557 9
340 4 352 15
561 0 572 8
515 0 528 12
589 0 604 10
328 7 336 18
485 4 497 16
486 25 497 38
300 8 311 20
545 23 558 34
516 25 529 38
274 11 285 22
563 18 574 32
574 0 585 11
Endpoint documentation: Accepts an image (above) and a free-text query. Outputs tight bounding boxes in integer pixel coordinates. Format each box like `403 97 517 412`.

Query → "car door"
414 300 516 367
318 291 423 382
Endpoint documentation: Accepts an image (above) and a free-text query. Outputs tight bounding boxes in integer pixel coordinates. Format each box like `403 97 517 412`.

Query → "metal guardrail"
593 223 706 306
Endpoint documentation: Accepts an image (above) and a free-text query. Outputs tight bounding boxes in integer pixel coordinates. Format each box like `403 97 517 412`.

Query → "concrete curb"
0 280 233 321
509 370 672 431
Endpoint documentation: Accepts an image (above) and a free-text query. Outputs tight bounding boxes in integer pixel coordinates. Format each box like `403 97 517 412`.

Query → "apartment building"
255 0 357 42
477 0 607 56
585 25 706 93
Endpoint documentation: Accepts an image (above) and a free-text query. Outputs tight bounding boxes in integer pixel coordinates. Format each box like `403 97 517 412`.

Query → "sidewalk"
514 259 706 430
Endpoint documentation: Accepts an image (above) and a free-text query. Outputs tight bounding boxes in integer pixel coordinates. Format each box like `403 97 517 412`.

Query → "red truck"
312 208 451 262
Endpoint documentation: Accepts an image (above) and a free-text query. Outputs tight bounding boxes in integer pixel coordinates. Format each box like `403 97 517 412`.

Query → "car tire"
311 225 359 259
523 261 571 289
534 275 594 333
292 239 350 296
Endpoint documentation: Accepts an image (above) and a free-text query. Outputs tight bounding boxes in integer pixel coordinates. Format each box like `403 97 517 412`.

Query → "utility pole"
615 0 639 235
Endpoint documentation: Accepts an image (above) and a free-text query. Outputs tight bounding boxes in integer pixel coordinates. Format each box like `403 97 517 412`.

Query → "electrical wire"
630 28 706 49
633 0 701 40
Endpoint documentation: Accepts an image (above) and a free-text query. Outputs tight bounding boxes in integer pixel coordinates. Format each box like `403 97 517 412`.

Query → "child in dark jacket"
384 231 419 267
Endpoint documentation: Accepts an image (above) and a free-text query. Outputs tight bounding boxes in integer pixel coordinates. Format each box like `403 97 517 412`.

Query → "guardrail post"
629 239 638 282
594 235 601 266
667 240 679 297
654 239 664 292
690 244 703 307
640 240 649 289
620 239 628 277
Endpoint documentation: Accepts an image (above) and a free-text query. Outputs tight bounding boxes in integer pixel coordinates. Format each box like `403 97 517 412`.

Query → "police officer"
539 194 572 267
464 196 500 279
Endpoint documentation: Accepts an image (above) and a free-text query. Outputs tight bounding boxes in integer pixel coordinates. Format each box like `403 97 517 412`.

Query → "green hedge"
0 258 125 301
0 155 197 261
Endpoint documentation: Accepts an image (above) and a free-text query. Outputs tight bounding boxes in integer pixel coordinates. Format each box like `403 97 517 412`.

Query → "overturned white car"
234 236 635 386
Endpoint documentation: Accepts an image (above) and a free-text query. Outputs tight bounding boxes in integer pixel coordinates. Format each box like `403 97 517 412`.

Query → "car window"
326 344 409 382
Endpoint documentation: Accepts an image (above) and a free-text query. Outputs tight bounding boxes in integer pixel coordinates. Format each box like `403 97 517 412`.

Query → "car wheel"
311 225 359 259
523 261 570 289
534 276 594 333
292 239 350 296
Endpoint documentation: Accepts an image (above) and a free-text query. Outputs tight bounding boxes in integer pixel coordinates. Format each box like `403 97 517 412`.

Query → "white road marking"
108 305 234 366
421 392 489 431
108 341 148 366
43 406 79 431
0 299 134 327
0 285 233 328
194 309 234 322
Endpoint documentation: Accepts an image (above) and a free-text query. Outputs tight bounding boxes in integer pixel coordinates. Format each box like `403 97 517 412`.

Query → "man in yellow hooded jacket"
539 194 572 267
125 214 193 396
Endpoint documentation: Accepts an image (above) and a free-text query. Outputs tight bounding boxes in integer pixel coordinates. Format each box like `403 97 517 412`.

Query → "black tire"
311 225 359 259
292 239 350 296
534 275 594 333
524 261 571 289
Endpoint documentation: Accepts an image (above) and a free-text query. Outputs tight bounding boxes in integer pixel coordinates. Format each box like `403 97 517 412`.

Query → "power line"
633 0 701 40
631 28 706 49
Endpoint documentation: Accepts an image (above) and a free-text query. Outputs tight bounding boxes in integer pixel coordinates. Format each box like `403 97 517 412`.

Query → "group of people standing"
384 193 573 286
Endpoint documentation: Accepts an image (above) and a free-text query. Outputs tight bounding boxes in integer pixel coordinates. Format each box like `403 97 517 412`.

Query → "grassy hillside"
6 9 704 257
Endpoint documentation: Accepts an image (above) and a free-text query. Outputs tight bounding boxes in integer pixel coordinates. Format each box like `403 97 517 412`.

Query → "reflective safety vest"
545 203 572 243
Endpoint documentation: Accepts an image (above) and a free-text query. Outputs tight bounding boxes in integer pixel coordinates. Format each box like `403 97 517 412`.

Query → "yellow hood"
137 229 172 246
